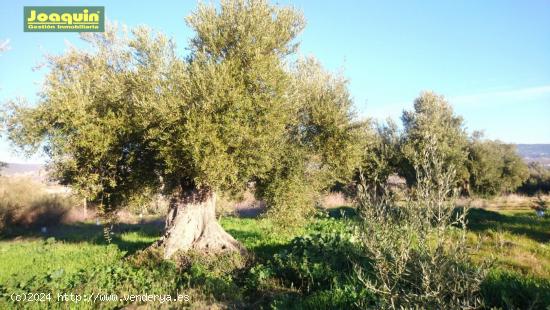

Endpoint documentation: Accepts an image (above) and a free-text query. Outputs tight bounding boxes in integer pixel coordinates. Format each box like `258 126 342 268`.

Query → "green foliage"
174 250 249 303
2 1 548 308
163 0 305 195
6 26 173 211
244 216 374 309
259 168 319 229
288 58 364 185
356 92 529 201
354 120 401 197
400 91 469 187
0 211 548 308
518 162 550 195
1 250 182 309
257 58 363 226
269 230 358 293
467 135 529 196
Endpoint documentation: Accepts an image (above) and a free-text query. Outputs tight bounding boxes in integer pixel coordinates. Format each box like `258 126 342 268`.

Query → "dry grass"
216 190 266 218
0 176 78 232
458 194 550 210
319 192 352 209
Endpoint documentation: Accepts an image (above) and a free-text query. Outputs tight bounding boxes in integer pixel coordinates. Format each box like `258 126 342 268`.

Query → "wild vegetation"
0 0 547 309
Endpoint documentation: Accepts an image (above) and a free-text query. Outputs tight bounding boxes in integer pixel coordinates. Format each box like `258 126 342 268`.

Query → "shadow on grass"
225 227 292 260
466 208 549 243
482 269 550 310
233 206 266 218
0 220 164 255
325 206 357 219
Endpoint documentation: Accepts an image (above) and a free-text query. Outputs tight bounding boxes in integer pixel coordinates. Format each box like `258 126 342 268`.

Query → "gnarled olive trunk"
156 188 242 259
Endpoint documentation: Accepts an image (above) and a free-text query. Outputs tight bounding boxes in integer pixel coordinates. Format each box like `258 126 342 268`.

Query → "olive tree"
357 120 401 186
6 0 360 258
400 91 469 188
518 162 550 195
467 135 528 196
356 136 487 309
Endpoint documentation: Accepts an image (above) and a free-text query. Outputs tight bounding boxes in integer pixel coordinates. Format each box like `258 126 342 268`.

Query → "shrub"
245 216 372 309
531 194 548 214
400 92 470 188
355 136 488 309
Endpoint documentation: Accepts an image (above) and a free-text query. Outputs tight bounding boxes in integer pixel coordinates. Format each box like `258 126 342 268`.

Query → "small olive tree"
6 0 360 258
355 136 487 309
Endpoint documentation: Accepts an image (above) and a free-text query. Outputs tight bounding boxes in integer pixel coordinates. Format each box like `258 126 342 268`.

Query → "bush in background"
467 135 529 197
400 92 470 188
518 162 550 195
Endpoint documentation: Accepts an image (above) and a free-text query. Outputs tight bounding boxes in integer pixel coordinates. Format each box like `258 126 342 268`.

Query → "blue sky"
1 0 549 163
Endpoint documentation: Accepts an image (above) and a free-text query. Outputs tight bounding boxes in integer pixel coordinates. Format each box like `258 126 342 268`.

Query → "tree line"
357 91 534 199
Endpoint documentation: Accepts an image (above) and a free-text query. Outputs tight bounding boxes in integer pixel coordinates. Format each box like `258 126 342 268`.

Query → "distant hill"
0 163 49 183
516 144 550 166
0 163 71 194
1 163 43 175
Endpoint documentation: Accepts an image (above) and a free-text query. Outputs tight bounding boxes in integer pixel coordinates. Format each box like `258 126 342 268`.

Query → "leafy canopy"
467 135 529 196
6 0 360 214
400 91 469 186
257 57 364 224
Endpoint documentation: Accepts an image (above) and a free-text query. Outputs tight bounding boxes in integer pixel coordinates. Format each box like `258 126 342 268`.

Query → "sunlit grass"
0 240 122 285
466 208 550 278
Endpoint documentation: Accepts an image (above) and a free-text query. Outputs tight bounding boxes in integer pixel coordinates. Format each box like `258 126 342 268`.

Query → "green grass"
0 240 122 285
0 207 548 309
467 208 550 278
468 208 550 243
222 217 300 258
